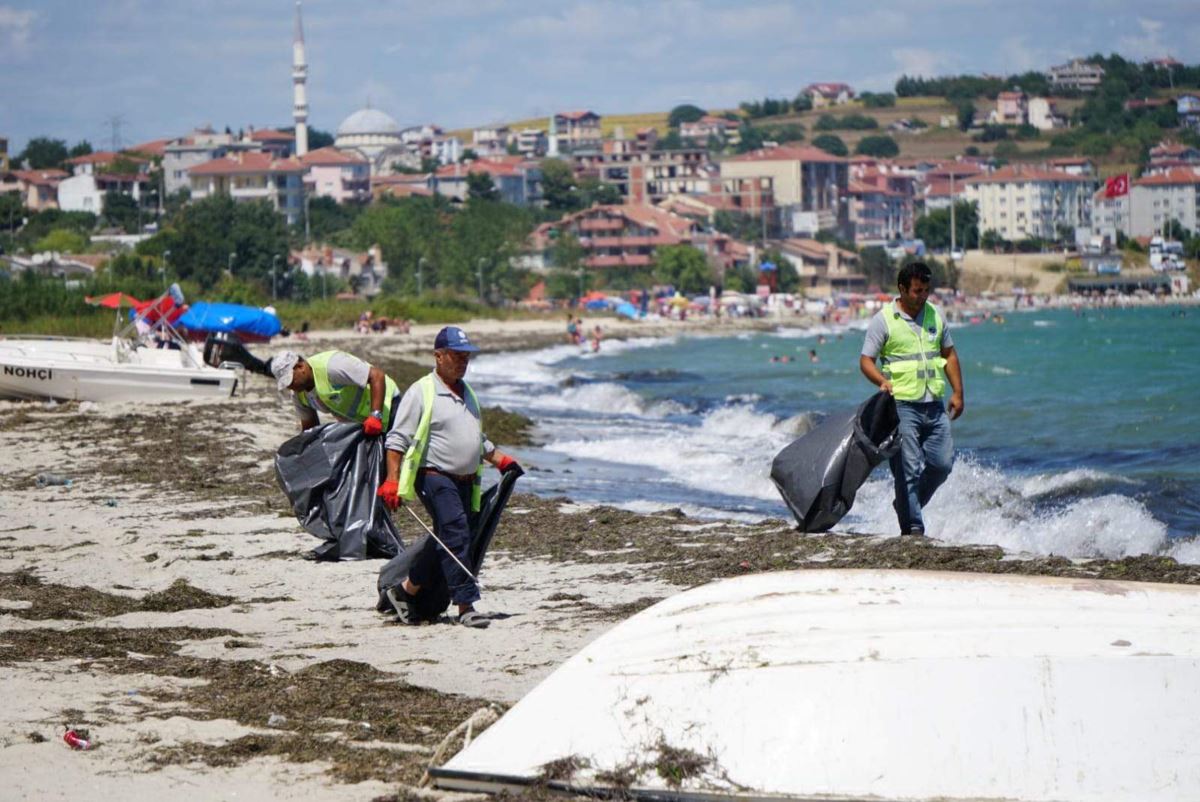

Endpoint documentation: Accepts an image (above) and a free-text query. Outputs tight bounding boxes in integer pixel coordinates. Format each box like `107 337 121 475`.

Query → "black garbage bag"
771 392 901 532
376 465 524 622
274 423 402 561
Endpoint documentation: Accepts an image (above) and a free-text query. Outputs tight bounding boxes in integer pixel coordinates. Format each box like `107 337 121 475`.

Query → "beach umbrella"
85 292 142 309
667 294 690 307
614 301 638 319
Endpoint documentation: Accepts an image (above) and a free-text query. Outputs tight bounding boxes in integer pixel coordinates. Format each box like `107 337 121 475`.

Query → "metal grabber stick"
404 505 481 588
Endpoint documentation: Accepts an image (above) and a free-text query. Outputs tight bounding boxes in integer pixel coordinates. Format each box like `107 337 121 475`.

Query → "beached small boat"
433 569 1200 801
0 286 243 403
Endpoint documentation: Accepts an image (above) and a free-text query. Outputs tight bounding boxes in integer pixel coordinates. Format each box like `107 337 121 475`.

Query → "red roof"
300 147 367 166
10 169 67 185
64 151 149 166
1132 167 1200 186
1048 157 1092 166
964 164 1093 185
557 110 600 121
805 83 853 97
436 159 526 179
1150 141 1198 157
127 138 171 157
997 91 1026 100
723 145 846 164
188 152 304 176
250 129 295 142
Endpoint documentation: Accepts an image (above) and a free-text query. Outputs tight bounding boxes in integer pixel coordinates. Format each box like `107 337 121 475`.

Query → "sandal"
385 586 417 625
456 610 491 629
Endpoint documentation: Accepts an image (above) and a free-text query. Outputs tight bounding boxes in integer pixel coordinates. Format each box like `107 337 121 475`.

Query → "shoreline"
2 306 1199 799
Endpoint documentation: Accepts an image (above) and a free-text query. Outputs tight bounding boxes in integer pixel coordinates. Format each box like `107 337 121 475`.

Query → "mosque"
292 2 411 175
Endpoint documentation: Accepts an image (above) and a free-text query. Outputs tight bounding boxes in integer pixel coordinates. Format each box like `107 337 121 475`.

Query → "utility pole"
162 249 170 290
228 251 236 276
949 171 957 260
303 192 311 245
477 257 486 303
105 115 125 152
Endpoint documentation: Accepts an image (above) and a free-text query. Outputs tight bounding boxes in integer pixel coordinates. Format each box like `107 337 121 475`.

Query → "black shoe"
904 528 927 537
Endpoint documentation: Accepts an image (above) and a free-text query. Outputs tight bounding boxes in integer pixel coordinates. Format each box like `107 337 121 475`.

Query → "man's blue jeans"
889 400 954 534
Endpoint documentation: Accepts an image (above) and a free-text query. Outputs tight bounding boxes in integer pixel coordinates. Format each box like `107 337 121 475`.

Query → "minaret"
292 1 309 156
547 113 559 157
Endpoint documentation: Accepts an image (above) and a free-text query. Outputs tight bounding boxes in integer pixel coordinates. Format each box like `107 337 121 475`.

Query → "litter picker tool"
405 505 481 588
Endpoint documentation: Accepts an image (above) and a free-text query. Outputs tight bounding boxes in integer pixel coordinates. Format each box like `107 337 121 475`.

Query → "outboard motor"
203 332 272 377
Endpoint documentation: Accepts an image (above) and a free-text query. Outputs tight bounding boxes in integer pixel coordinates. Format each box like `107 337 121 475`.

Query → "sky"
2 0 1199 153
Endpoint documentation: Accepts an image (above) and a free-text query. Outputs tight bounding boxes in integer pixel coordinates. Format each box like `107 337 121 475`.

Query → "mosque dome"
336 107 401 137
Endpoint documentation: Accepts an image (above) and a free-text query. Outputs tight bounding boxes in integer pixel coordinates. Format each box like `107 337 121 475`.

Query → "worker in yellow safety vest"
376 326 520 629
859 262 965 537
271 349 400 439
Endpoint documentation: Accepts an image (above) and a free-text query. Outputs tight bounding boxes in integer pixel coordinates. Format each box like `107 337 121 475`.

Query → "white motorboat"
433 569 1200 802
0 285 244 403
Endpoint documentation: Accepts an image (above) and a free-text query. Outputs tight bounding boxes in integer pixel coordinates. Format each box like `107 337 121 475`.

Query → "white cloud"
1118 16 1167 60
0 6 36 53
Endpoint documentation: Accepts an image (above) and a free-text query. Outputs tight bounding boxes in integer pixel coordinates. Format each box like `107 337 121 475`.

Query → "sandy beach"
3 316 1198 801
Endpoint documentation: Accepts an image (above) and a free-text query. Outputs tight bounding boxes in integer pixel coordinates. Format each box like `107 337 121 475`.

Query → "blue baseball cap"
434 326 480 352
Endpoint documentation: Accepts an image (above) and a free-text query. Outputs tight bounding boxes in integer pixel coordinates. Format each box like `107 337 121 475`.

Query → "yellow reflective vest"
396 373 485 512
300 351 398 423
880 302 947 401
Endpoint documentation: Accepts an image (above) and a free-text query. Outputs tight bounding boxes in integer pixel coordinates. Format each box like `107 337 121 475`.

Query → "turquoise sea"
469 305 1200 562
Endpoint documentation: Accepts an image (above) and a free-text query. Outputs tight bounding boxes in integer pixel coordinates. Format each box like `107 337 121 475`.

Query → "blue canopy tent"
614 301 638 319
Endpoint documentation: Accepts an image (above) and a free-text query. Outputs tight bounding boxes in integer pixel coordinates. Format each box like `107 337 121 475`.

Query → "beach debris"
538 754 592 782
420 705 502 786
104 498 119 507
35 473 72 488
266 713 288 728
26 731 46 743
63 728 93 750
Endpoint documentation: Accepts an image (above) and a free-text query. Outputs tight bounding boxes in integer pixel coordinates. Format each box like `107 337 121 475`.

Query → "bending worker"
271 349 400 438
859 262 964 537
377 326 519 629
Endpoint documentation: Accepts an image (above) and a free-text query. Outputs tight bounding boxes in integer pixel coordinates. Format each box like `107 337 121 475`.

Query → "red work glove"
496 455 520 473
362 415 384 437
376 479 401 511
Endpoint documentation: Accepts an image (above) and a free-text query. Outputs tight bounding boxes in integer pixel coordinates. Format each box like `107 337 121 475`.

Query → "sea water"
468 305 1200 563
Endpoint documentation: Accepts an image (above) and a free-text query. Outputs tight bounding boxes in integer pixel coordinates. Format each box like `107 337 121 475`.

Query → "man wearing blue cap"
378 326 520 628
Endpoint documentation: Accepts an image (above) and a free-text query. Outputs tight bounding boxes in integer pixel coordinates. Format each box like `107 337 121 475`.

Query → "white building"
965 164 1098 242
1028 97 1067 131
1049 59 1105 92
473 125 511 156
300 147 370 204
1129 168 1200 237
513 128 547 157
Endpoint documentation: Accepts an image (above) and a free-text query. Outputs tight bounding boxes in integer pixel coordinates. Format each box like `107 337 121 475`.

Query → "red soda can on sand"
63 729 92 750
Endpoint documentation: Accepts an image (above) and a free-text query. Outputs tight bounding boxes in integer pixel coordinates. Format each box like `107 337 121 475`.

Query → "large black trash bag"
274 423 403 561
376 465 524 622
771 392 901 532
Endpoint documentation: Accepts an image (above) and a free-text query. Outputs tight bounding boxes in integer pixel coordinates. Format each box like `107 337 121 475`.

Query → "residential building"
1178 95 1200 133
656 176 775 225
433 158 542 206
370 173 433 201
1046 157 1094 177
3 169 67 210
573 146 712 205
1092 187 1128 244
249 129 295 158
125 139 172 159
63 151 150 177
918 162 983 212
1147 140 1200 173
1049 59 1105 92
188 151 306 224
473 125 512 156
513 128 547 158
3 252 106 278
803 83 855 108
163 129 240 195
552 111 603 153
1028 97 1067 130
720 145 851 239
300 147 370 204
292 244 387 297
993 91 1027 125
964 164 1098 241
777 238 864 296
529 204 749 277
58 171 149 215
1129 168 1200 237
680 116 740 145
847 162 915 244
334 107 407 174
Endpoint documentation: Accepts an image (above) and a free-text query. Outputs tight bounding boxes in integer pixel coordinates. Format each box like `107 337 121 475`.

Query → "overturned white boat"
434 569 1200 801
0 285 243 403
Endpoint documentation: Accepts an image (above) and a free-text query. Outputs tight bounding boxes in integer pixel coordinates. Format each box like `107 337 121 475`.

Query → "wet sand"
2 319 1197 800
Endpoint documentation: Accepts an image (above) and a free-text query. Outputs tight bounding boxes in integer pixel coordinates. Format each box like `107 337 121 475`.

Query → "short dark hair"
897 261 933 289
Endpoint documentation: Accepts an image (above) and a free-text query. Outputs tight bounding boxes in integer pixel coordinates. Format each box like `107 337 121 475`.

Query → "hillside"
448 111 672 144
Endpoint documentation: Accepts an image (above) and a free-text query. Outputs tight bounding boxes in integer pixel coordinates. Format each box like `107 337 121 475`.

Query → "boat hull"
0 338 239 402
434 569 1200 801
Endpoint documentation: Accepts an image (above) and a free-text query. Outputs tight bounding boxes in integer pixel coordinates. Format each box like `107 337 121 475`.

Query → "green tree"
0 194 25 242
735 124 766 153
467 171 500 202
349 197 447 293
653 244 714 294
859 246 894 289
154 194 289 290
855 135 900 157
914 201 980 250
16 137 69 169
860 92 896 108
956 100 976 132
668 104 706 128
101 191 141 233
761 247 800 293
460 148 479 162
68 140 94 159
34 227 88 254
307 128 335 149
541 158 577 211
546 232 587 299
812 134 848 156
303 196 361 244
655 130 685 150
993 140 1020 160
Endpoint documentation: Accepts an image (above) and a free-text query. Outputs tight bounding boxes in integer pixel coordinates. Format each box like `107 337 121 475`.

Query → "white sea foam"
1167 537 1200 565
1018 468 1135 499
531 382 686 418
844 457 1169 560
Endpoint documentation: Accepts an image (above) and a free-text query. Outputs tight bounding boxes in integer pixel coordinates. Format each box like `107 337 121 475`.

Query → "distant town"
2 1 1198 305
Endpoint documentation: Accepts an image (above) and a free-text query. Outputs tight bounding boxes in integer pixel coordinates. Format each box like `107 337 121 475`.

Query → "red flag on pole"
1104 174 1129 198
